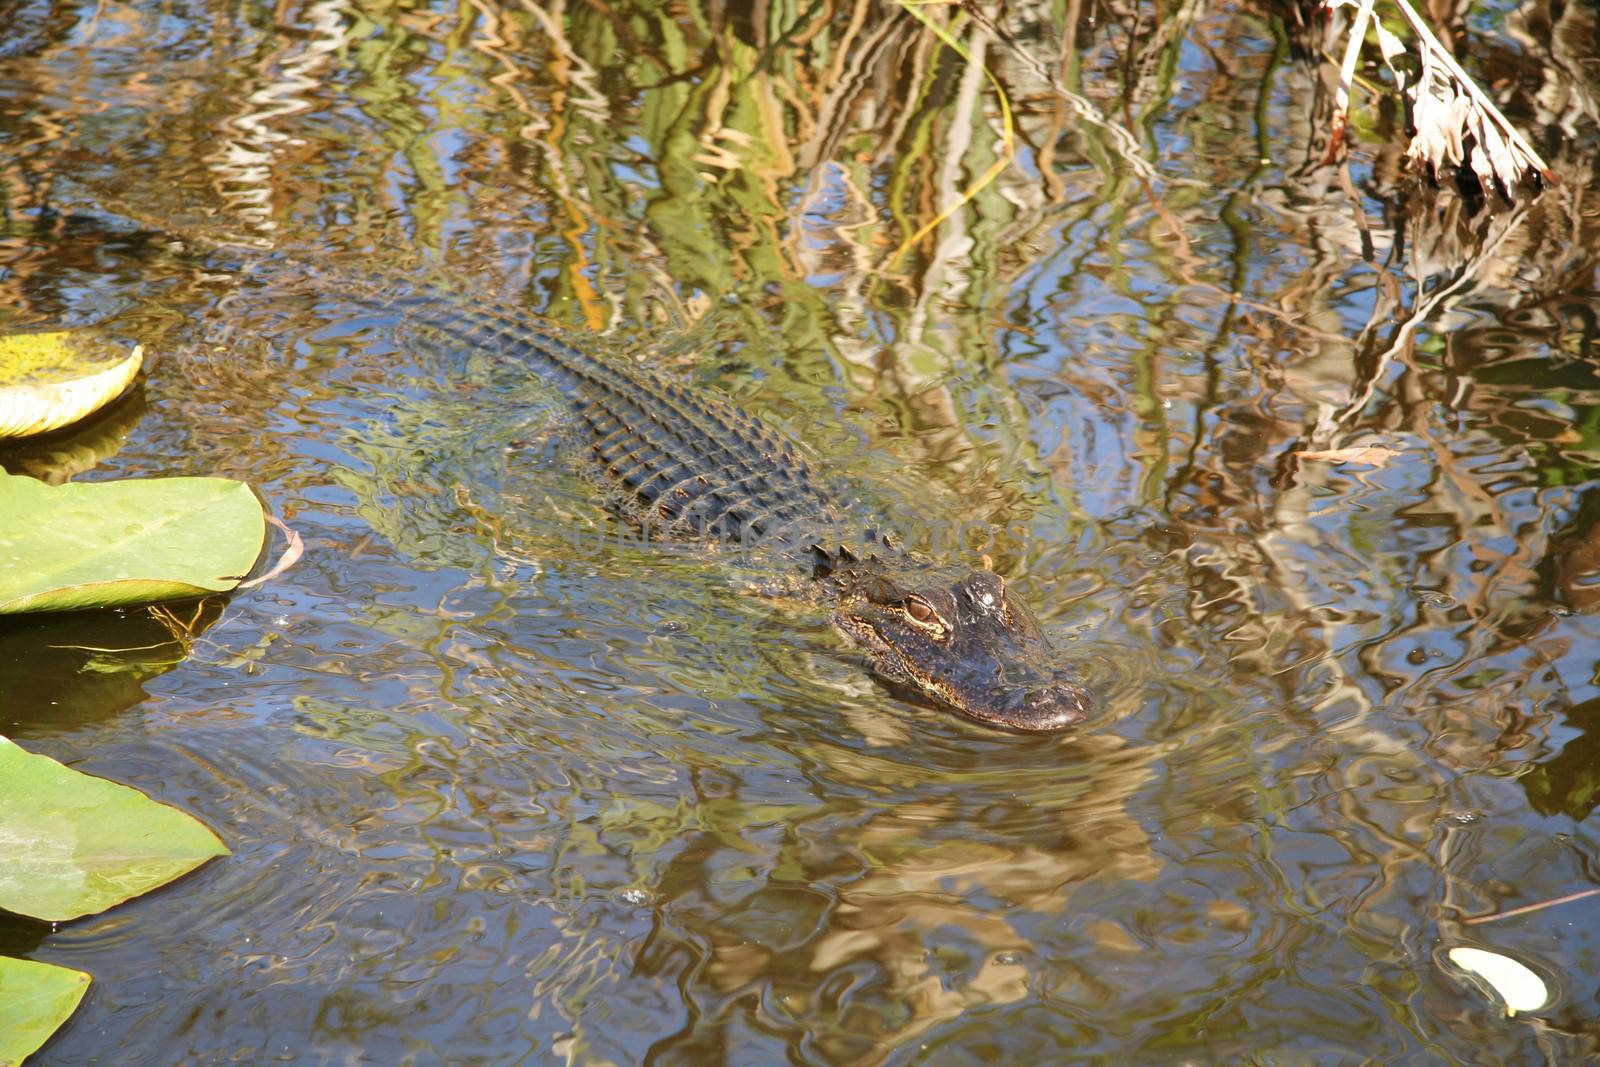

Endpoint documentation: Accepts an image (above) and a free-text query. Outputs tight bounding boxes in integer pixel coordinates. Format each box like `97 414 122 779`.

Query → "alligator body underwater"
384 290 1089 732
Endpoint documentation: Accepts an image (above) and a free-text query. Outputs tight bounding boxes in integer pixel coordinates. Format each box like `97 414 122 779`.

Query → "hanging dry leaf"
1322 0 1553 193
1296 445 1403 467
1374 22 1408 87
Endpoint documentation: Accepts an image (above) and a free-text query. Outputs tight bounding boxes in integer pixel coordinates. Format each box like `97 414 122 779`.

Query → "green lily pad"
0 956 90 1066
0 331 143 439
0 471 265 614
0 735 229 922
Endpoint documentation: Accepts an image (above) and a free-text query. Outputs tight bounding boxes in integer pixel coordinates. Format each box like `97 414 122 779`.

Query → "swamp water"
3 0 1600 1062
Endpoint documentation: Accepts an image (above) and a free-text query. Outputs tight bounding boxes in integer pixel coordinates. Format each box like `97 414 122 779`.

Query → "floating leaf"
1296 445 1403 467
0 735 229 922
1447 947 1549 1015
0 385 144 485
0 471 266 614
0 332 143 439
0 956 91 1066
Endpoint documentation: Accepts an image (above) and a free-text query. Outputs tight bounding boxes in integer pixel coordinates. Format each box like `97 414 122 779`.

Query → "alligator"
382 290 1090 732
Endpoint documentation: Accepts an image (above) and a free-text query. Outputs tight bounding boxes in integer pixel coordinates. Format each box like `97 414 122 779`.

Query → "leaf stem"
1462 887 1600 925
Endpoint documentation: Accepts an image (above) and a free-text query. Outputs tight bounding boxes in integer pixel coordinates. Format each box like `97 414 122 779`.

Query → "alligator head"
816 546 1090 731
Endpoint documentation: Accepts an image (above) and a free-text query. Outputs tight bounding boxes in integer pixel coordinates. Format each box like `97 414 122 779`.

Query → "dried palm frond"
1323 0 1554 195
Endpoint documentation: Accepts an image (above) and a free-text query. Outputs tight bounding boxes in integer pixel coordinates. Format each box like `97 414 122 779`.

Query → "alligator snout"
994 681 1091 732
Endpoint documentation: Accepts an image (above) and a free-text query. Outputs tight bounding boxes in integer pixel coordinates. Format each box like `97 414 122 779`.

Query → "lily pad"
0 956 91 1066
0 471 266 614
0 386 145 485
0 332 143 439
0 735 229 922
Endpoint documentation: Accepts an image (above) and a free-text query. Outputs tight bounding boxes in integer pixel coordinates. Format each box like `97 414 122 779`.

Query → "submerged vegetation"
0 0 1598 1061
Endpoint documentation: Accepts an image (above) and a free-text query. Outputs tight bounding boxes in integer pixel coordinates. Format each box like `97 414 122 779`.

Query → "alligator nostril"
1022 687 1069 710
1020 684 1089 728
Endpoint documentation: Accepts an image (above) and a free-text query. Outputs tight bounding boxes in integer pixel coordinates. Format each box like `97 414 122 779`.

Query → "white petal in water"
1447 948 1549 1015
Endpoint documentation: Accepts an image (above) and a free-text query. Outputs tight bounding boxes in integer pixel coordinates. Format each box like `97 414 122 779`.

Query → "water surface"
3 0 1600 1062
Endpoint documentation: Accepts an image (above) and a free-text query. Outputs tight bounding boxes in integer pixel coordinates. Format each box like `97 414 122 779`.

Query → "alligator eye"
901 596 946 633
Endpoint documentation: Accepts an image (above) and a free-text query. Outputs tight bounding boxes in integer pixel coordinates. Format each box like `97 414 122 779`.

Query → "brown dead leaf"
1295 445 1403 467
237 513 304 589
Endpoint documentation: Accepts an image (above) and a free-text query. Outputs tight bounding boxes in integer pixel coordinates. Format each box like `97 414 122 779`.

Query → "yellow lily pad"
0 332 144 439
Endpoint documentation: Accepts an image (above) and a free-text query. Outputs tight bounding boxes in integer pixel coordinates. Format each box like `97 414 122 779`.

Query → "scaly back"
390 292 841 544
